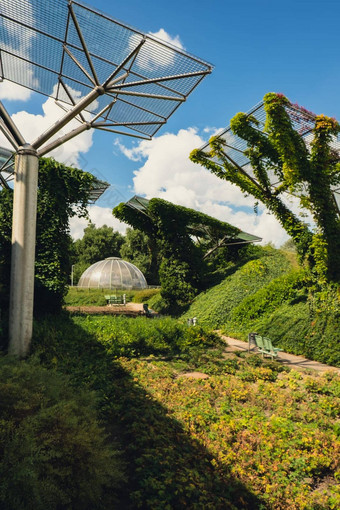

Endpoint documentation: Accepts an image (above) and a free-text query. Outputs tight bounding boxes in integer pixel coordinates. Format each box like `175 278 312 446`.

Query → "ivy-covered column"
8 145 38 357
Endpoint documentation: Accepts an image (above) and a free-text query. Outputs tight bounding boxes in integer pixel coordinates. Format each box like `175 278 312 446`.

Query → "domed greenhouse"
77 257 148 289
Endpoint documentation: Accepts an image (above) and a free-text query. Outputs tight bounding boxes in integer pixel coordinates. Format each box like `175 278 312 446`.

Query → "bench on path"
105 294 126 306
254 334 283 360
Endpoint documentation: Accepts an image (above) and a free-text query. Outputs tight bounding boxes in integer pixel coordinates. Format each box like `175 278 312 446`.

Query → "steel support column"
8 146 39 357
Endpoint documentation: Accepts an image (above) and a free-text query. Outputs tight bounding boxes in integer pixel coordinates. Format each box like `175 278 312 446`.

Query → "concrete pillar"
8 146 38 357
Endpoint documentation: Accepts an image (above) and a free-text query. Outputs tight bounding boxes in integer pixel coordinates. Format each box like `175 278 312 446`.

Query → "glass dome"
77 257 148 289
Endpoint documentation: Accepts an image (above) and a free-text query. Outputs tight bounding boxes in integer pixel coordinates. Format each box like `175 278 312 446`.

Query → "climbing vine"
190 92 340 284
113 198 242 311
0 157 96 314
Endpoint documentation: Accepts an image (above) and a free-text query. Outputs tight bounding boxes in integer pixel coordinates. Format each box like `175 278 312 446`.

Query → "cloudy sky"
1 0 340 245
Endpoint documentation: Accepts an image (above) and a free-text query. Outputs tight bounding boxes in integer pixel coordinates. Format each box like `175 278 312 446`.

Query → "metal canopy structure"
0 0 212 356
0 145 109 202
0 0 212 149
125 195 262 251
199 101 340 214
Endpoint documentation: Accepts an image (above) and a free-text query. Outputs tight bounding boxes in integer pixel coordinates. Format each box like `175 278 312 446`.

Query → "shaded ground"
65 305 339 374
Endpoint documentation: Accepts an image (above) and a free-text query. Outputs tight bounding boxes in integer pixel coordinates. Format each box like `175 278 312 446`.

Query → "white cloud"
149 28 184 50
0 80 33 101
69 205 127 240
0 84 94 166
115 127 292 246
0 0 37 101
129 28 184 72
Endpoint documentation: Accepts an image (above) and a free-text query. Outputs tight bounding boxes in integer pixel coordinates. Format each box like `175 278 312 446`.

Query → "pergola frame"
124 195 262 258
0 0 212 356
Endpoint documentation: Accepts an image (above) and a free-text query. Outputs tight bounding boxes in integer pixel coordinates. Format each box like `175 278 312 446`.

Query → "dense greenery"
19 312 339 509
191 92 340 284
113 197 249 311
0 157 96 318
64 287 160 306
183 247 292 328
0 355 123 510
120 227 160 284
183 247 340 366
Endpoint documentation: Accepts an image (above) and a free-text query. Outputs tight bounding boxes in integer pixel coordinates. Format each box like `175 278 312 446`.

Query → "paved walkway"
221 335 340 374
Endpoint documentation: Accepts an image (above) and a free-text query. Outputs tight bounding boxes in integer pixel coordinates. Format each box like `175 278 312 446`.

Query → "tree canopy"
190 92 340 284
120 227 159 285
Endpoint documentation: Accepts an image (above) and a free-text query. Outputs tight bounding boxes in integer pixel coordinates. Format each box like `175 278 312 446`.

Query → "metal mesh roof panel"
125 195 261 245
0 145 109 202
0 0 212 140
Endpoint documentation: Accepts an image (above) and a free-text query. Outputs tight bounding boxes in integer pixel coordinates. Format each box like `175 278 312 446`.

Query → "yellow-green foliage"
131 288 160 303
121 358 340 510
31 314 340 509
65 287 160 306
64 287 109 306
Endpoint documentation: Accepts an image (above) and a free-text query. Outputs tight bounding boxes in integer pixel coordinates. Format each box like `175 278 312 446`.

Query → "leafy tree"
120 227 160 284
113 197 243 311
190 92 340 284
72 223 124 283
0 157 96 316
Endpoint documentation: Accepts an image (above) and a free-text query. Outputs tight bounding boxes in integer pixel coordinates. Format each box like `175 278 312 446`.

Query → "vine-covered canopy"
118 195 261 258
114 196 261 309
197 99 340 214
190 92 340 283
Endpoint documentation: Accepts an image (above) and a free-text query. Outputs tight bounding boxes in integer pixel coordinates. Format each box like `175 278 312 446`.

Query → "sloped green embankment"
183 248 292 328
183 248 340 366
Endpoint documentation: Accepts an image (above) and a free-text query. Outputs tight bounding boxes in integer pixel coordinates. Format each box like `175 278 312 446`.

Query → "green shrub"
229 269 307 325
73 315 223 358
251 301 340 367
64 287 134 306
64 288 109 306
0 356 124 510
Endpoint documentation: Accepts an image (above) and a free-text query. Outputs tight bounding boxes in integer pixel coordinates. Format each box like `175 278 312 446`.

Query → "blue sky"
1 0 340 244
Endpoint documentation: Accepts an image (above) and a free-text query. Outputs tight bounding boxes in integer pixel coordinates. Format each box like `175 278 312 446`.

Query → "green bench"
105 294 126 305
254 334 283 360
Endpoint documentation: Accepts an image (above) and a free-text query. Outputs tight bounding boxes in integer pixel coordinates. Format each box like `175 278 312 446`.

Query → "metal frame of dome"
78 256 148 289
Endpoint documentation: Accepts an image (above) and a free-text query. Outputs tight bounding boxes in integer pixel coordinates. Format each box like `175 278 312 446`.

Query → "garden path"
220 334 340 374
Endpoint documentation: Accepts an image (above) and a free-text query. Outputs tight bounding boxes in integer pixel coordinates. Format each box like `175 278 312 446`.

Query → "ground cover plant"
28 313 340 509
183 247 292 328
0 355 124 510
